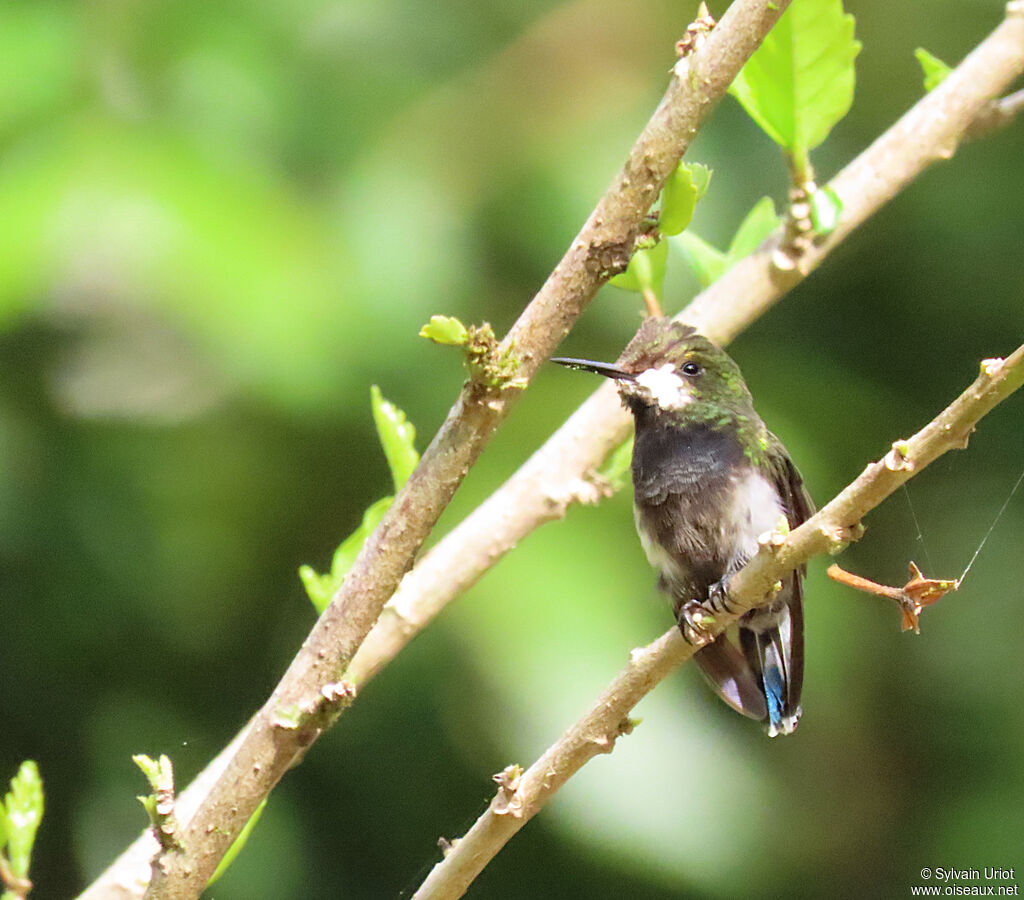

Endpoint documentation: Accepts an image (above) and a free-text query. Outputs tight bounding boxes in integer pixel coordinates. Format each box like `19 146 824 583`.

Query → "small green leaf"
298 565 334 612
914 47 951 92
329 496 392 582
809 185 842 235
673 232 728 288
675 197 780 288
370 386 419 492
727 196 780 259
729 0 861 158
208 798 267 887
3 761 43 879
131 754 161 784
419 315 468 346
596 436 634 490
301 389 419 614
302 496 394 614
659 162 712 236
609 238 668 294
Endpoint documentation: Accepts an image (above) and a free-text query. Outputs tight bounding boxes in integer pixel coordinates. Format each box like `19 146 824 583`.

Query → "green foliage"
208 798 268 887
675 197 781 288
659 162 712 236
300 389 419 614
131 753 163 786
419 315 469 346
371 385 419 492
0 116 365 409
725 196 782 259
809 185 843 236
0 4 79 139
300 493 393 614
729 0 860 168
609 237 668 296
611 162 712 299
915 48 952 91
421 317 525 389
0 761 43 889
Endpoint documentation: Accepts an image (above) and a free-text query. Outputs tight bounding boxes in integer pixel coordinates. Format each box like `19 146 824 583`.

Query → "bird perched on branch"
553 317 813 736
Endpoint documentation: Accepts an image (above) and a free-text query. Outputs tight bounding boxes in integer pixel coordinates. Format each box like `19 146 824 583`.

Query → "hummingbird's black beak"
550 357 636 381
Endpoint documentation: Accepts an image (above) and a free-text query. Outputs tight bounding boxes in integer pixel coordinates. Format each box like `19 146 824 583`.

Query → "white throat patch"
634 363 692 410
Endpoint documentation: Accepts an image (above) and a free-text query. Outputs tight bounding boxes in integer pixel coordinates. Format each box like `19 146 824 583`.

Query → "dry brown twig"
79 3 1024 898
826 562 959 633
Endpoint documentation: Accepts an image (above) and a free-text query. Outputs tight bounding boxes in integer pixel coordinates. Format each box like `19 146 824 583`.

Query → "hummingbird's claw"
707 577 737 614
677 600 716 647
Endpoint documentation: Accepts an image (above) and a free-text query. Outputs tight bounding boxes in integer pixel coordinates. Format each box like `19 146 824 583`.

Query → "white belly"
725 468 786 560
633 467 784 585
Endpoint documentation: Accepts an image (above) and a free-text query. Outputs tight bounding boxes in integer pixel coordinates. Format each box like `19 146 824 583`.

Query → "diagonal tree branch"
412 344 1024 900
82 6 1024 895
82 6 1024 898
346 2 1024 687
134 2 795 896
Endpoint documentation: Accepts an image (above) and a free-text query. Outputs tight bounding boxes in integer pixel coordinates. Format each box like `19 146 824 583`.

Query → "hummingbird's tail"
693 638 768 722
690 577 804 736
739 580 804 737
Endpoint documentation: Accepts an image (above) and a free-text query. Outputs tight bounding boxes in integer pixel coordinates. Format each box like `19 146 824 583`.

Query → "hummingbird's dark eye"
681 361 702 377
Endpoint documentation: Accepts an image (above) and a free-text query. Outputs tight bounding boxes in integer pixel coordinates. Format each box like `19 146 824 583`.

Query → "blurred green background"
1 0 1022 897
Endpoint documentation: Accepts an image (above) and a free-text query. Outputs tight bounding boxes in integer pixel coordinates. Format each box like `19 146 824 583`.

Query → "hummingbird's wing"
740 436 814 736
763 434 815 531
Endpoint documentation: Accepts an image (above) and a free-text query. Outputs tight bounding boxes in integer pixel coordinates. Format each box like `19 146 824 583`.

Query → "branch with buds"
412 344 1024 900
123 3 797 897
81 4 1024 898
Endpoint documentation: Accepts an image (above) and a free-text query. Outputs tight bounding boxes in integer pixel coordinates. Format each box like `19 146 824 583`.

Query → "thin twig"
640 286 663 318
412 345 1024 900
827 562 959 633
134 3 794 896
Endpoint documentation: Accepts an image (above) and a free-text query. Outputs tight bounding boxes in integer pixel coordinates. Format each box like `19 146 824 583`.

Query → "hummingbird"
553 317 813 736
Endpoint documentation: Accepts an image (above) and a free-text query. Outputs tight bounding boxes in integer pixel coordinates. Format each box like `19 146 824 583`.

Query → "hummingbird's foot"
707 577 741 616
677 600 717 647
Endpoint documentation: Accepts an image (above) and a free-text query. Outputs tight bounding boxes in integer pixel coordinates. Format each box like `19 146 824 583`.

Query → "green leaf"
609 238 668 294
727 197 780 258
659 162 712 236
297 564 334 612
131 753 161 784
301 389 419 614
302 496 394 614
3 761 43 879
673 232 728 288
809 185 842 235
675 197 780 288
729 0 861 159
914 47 951 92
329 496 392 582
208 798 267 887
370 386 419 492
419 314 468 346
